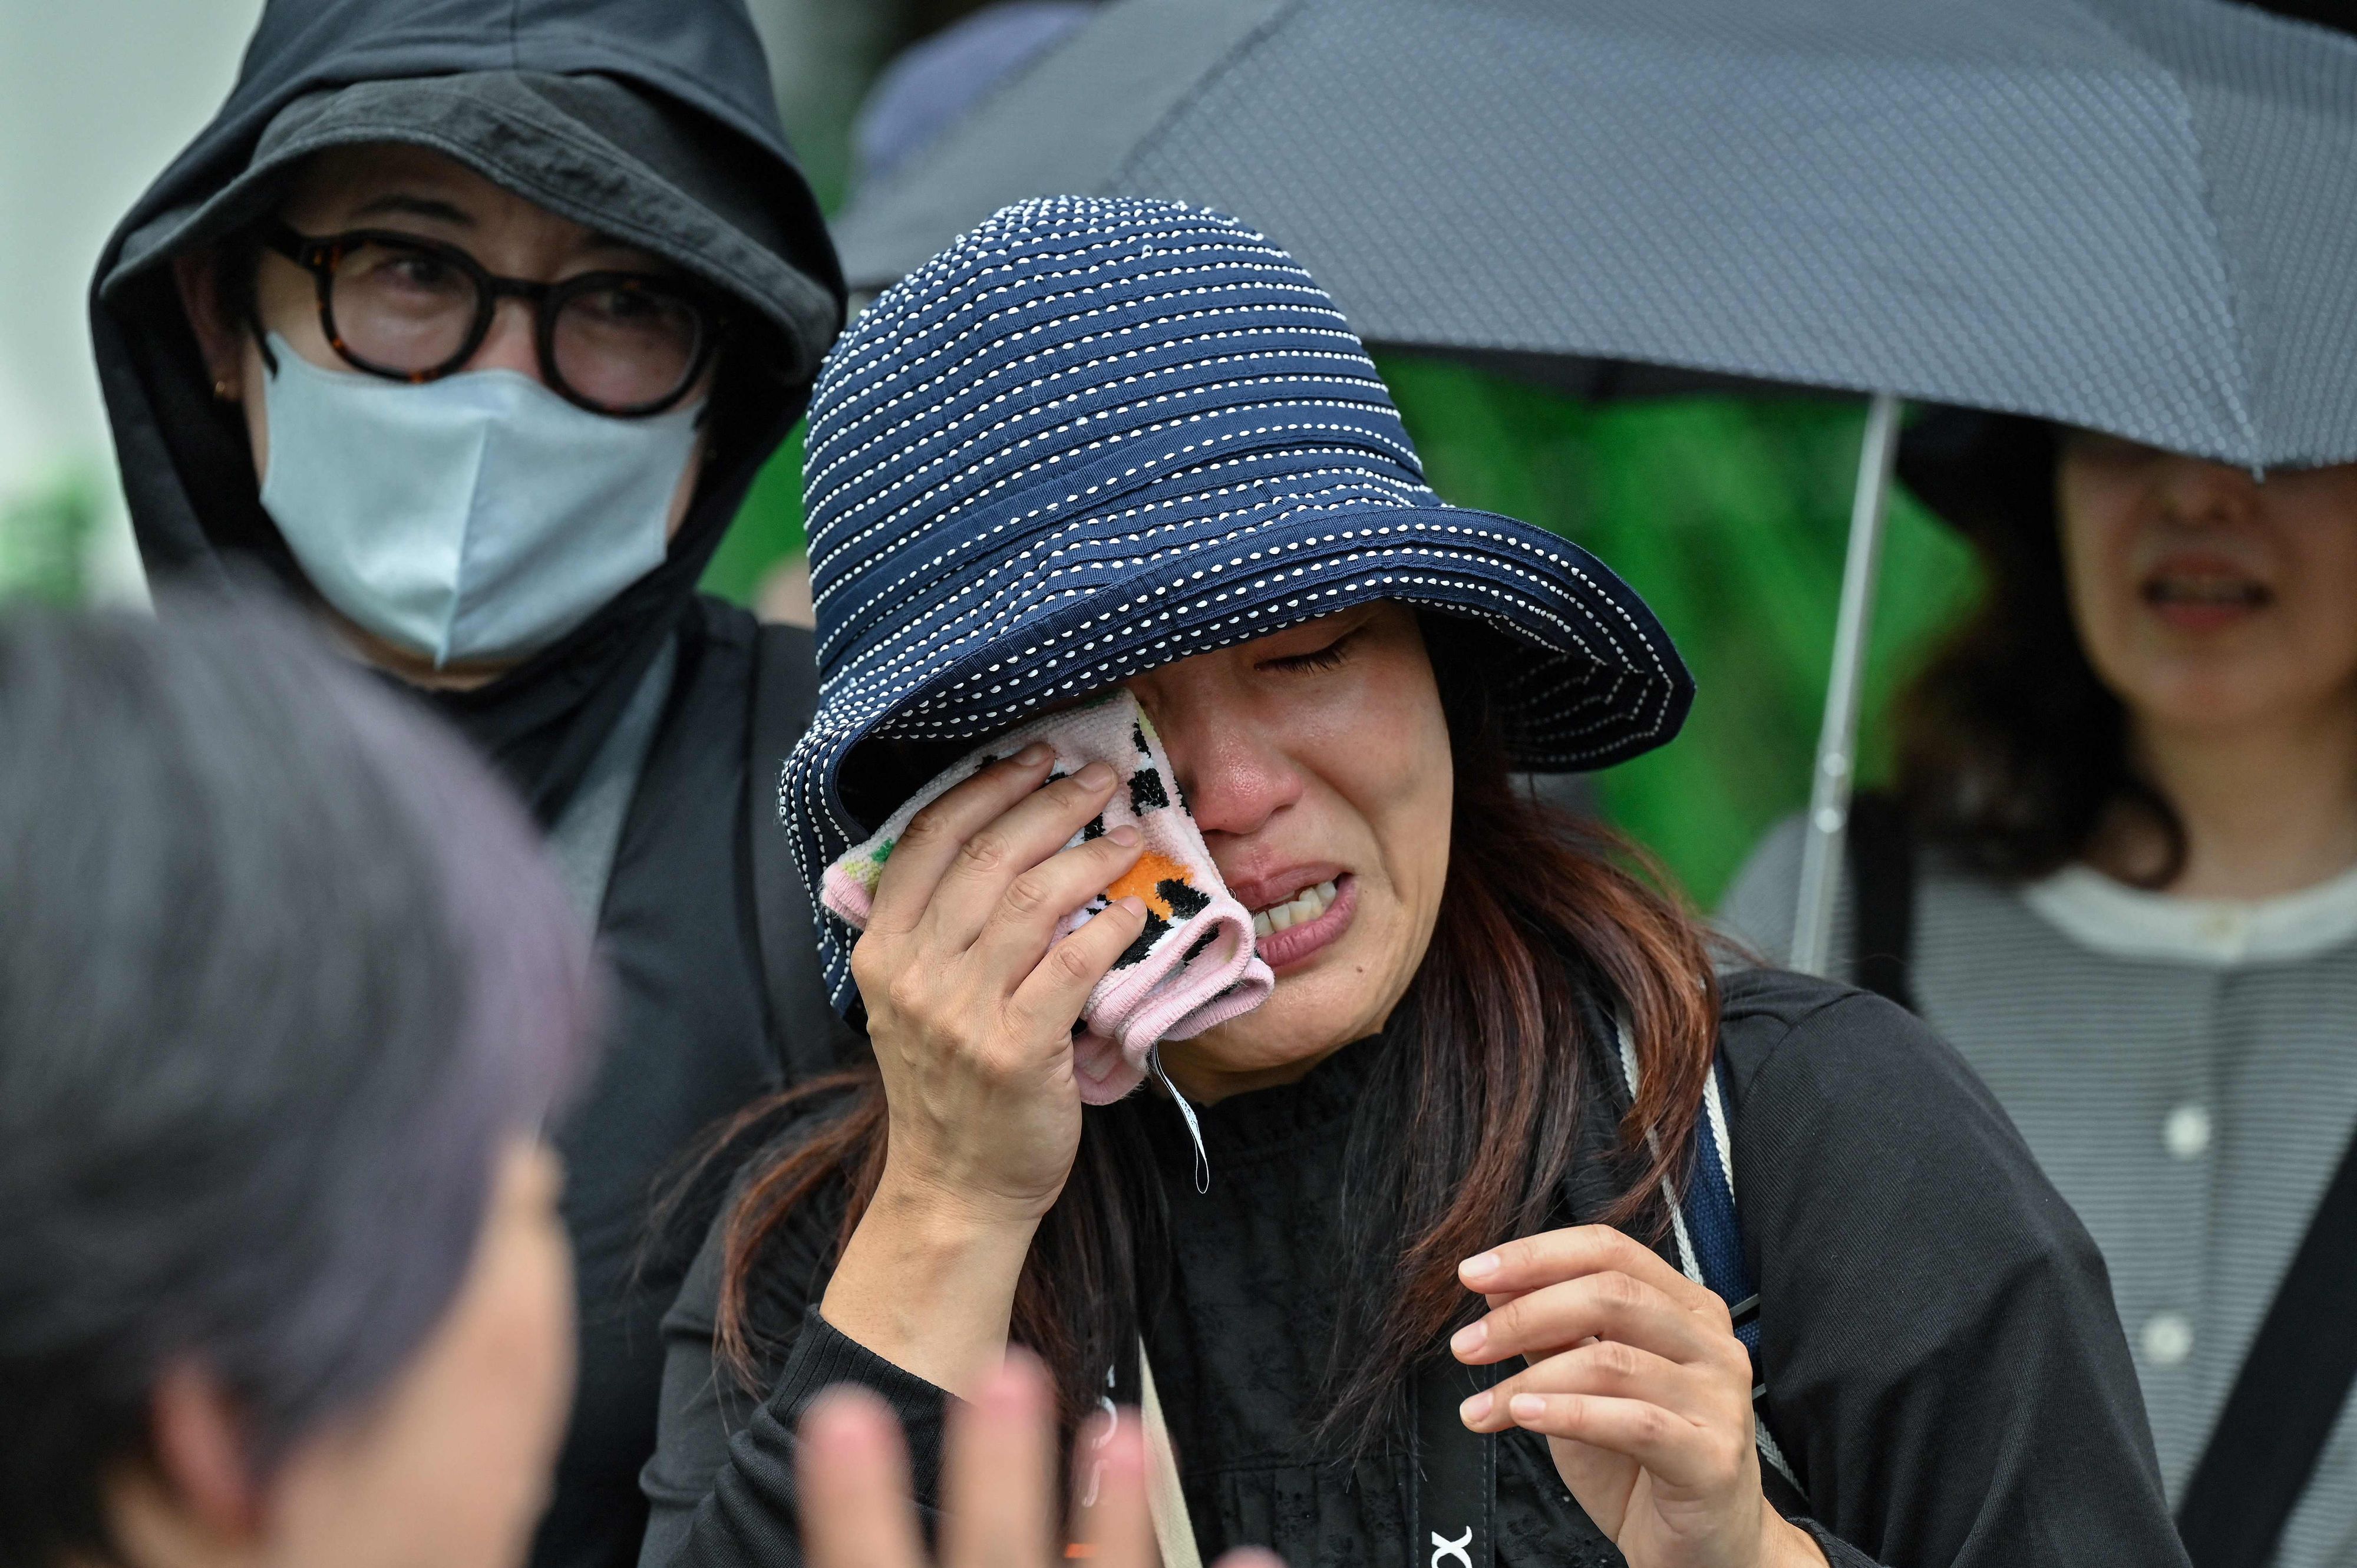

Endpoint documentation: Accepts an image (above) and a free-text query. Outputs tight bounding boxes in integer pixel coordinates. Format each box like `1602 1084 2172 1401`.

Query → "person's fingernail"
1461 1251 1501 1283
1077 761 1116 788
1108 824 1140 846
1016 741 1053 765
1459 1390 1493 1424
1508 1393 1547 1422
1450 1321 1486 1356
1116 896 1147 916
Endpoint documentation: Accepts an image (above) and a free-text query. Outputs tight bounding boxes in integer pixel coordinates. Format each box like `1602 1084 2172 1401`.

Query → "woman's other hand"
1451 1228 1827 1568
795 1357 1284 1568
825 746 1147 1394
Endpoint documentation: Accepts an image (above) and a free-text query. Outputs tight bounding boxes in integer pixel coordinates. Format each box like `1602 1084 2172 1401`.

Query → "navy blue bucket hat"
784 196 1691 1008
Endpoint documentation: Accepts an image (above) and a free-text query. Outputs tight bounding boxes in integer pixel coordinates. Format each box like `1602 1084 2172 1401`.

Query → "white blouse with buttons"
1724 826 2357 1568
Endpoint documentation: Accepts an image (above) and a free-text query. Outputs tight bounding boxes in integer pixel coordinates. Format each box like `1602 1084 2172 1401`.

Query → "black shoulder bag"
1843 790 1917 1013
2175 1123 2357 1568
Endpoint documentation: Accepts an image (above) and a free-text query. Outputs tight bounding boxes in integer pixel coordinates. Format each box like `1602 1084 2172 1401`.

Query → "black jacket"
639 970 2192 1568
88 4 850 1565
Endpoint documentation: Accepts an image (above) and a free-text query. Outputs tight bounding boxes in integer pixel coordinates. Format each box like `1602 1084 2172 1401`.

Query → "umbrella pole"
1789 391 1902 976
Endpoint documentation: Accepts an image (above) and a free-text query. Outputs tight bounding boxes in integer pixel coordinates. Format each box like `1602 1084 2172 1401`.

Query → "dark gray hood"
111 71 837 359
91 0 846 820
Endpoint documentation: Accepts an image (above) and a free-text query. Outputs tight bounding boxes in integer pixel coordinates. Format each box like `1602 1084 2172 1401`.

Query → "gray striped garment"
1722 816 2357 1568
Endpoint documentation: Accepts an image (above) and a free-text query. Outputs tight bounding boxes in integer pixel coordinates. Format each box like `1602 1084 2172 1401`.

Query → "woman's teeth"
1251 880 1338 940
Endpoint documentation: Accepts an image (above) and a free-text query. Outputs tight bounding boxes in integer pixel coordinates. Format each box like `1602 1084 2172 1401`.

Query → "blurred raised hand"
795 1356 1282 1568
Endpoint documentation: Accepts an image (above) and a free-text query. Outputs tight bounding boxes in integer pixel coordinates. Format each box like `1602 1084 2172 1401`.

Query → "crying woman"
635 199 2194 1568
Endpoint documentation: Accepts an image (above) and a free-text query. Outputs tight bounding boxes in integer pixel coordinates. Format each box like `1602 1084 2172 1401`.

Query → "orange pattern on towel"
1105 850 1194 917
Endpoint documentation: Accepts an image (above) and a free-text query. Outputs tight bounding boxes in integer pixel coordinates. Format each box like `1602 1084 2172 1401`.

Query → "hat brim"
1897 408 2058 542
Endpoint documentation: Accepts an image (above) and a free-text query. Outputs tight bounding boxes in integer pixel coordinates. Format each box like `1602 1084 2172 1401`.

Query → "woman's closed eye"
1257 629 1360 675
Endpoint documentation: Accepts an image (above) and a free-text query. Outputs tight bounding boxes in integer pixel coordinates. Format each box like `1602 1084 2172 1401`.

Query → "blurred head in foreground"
0 599 597 1568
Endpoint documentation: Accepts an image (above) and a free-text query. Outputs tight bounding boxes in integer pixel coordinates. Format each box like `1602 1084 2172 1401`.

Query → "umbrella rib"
1790 391 1900 978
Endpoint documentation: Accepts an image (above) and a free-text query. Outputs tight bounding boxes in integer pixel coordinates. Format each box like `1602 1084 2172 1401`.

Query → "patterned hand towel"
823 689 1274 1104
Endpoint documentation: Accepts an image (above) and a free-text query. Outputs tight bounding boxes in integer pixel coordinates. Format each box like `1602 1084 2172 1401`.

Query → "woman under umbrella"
1723 414 2357 1566
639 199 2190 1568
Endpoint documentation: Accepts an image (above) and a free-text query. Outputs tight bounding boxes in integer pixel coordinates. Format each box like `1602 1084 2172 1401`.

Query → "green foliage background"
0 473 99 608
703 364 1983 907
1377 359 1980 903
702 424 810 606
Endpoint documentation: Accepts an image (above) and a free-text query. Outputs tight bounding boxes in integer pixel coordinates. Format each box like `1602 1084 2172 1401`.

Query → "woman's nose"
467 297 546 382
2155 453 2259 530
1153 709 1303 839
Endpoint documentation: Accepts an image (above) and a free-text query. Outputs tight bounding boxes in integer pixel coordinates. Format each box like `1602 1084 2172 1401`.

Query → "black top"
638 970 2191 1568
512 602 724 1561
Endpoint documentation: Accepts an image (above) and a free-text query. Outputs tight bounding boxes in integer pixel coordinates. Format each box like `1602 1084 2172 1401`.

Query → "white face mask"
258 335 702 667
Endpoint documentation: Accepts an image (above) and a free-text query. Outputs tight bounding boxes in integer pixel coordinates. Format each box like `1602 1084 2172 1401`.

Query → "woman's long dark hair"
1894 415 2187 884
706 615 1721 1445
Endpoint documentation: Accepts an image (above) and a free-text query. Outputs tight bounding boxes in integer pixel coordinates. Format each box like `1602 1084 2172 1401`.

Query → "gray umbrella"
832 0 2357 970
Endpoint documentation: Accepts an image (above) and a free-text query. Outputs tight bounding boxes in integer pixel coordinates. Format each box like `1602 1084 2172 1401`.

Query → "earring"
213 378 236 401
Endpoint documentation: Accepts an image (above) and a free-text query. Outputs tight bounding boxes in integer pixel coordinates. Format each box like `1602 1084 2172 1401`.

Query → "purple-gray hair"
0 594 599 1564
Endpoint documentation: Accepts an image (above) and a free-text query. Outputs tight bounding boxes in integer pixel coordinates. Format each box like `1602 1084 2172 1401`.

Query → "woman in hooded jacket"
636 199 2192 1568
88 2 849 1564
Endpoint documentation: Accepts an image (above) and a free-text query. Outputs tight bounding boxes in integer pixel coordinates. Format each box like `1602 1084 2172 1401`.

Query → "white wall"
0 0 266 600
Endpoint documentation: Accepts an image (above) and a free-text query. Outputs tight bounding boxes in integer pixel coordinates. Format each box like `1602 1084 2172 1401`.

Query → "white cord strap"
1137 1341 1205 1568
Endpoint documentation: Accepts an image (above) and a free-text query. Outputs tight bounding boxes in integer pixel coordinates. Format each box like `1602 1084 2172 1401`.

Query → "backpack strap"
1843 790 1917 1012
748 624 860 1083
2174 1120 2357 1568
1615 1022 1804 1500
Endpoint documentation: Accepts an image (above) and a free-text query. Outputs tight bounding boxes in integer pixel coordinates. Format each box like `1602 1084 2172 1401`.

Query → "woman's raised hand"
851 744 1148 1223
824 746 1147 1396
1450 1228 1828 1568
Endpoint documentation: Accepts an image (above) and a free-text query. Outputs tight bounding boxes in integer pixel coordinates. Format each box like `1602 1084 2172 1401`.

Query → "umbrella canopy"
837 0 2357 471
